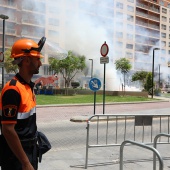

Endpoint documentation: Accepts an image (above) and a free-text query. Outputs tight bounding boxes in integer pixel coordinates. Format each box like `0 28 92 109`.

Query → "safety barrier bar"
85 114 170 169
120 140 163 170
153 133 170 170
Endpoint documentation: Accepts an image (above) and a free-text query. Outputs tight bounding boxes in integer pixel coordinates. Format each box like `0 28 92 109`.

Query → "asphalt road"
36 101 170 151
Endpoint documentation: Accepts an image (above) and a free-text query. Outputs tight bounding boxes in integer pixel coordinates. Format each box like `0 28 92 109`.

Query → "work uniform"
0 73 38 170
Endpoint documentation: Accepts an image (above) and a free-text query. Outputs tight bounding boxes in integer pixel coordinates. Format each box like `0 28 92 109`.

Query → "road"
36 101 170 151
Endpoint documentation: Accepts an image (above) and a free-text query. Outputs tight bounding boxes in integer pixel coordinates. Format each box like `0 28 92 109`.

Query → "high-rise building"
1 0 170 88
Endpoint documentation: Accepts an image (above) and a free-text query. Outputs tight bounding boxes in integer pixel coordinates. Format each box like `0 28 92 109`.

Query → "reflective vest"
0 75 37 139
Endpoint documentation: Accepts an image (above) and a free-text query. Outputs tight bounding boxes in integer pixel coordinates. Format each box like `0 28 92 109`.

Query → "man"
0 37 46 170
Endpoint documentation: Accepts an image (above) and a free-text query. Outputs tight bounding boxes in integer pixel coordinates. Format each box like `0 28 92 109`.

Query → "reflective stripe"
17 107 36 119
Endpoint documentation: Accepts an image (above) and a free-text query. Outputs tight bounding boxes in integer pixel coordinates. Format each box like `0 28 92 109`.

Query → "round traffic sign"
89 78 101 92
100 41 109 57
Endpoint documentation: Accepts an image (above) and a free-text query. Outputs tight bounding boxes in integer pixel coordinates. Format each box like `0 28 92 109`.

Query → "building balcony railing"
21 20 45 28
136 30 160 39
136 2 160 13
136 20 148 27
136 11 160 22
0 1 17 8
0 27 16 35
136 20 159 30
21 32 44 39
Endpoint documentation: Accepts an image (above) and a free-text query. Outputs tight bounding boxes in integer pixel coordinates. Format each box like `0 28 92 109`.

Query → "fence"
120 140 164 170
85 114 170 169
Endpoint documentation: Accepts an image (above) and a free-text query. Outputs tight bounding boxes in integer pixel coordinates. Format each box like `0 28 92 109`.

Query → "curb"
36 99 170 108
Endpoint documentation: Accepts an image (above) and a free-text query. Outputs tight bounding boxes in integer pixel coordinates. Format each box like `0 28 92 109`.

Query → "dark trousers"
1 140 38 170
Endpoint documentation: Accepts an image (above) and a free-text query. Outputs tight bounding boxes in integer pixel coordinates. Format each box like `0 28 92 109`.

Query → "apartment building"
0 0 170 87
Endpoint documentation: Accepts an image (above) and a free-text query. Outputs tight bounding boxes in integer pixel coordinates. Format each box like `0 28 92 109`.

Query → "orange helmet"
11 37 46 59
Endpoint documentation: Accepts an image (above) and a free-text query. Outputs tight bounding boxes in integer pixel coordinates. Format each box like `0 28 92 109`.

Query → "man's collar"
15 73 35 87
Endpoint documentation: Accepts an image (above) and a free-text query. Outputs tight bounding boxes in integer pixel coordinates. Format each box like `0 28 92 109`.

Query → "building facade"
0 0 170 88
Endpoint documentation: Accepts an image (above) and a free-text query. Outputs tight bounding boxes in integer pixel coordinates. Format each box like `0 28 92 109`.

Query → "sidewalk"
38 142 170 170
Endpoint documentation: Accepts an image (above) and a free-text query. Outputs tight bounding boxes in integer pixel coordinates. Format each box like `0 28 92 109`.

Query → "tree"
144 72 153 94
131 71 148 89
49 50 86 92
4 48 18 73
115 58 132 93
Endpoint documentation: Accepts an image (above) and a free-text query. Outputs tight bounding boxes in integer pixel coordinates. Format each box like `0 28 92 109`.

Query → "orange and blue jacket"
0 73 37 139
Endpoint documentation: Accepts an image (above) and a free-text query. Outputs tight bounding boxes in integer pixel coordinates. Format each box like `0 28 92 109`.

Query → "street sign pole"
103 63 106 115
94 91 96 115
100 41 109 115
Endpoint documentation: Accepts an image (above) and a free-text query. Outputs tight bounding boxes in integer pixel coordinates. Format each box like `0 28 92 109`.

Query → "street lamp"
89 59 93 78
152 48 160 98
0 14 9 88
158 64 160 88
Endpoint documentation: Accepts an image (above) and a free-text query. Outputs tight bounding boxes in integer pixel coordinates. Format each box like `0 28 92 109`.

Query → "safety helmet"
11 37 46 59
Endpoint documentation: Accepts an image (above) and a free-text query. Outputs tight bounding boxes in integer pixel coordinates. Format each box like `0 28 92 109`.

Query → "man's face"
29 57 42 74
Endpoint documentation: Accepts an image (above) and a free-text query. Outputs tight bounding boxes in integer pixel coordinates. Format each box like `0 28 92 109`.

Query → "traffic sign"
100 56 109 64
89 78 101 92
100 41 109 57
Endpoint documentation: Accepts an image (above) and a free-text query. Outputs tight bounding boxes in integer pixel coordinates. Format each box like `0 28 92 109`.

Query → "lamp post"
89 59 93 78
0 14 9 88
152 48 160 98
158 64 160 88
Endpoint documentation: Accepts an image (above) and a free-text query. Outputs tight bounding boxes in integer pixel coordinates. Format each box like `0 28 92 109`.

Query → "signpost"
89 78 101 115
100 41 109 115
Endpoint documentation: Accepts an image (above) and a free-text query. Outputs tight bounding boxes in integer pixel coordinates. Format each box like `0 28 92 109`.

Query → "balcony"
21 32 44 39
136 2 160 13
136 11 160 22
0 1 17 8
0 27 16 35
21 18 45 28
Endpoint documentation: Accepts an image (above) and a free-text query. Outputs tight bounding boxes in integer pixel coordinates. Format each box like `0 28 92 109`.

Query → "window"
127 0 134 3
161 41 166 47
126 52 133 59
48 30 59 39
127 24 133 31
127 15 134 22
116 12 123 20
161 32 166 38
127 5 134 12
169 34 170 39
116 2 123 9
7 0 14 6
162 8 167 14
162 16 167 22
161 24 166 30
7 37 14 46
127 34 133 40
116 41 123 47
49 18 59 26
116 32 123 38
168 3 170 9
126 44 133 49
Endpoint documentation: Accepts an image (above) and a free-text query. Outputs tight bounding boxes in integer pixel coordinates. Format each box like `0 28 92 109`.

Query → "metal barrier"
85 114 170 169
153 133 170 170
120 140 163 170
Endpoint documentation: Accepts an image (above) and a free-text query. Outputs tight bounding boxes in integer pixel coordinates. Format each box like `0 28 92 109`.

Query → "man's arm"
2 124 34 170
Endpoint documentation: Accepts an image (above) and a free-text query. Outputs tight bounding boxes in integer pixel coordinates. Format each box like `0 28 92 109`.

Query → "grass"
36 94 156 105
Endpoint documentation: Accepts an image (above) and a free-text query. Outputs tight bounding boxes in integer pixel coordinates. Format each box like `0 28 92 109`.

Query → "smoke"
4 0 168 90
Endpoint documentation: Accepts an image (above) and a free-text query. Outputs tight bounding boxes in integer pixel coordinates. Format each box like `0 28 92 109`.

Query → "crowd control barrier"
120 140 163 170
85 114 170 169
